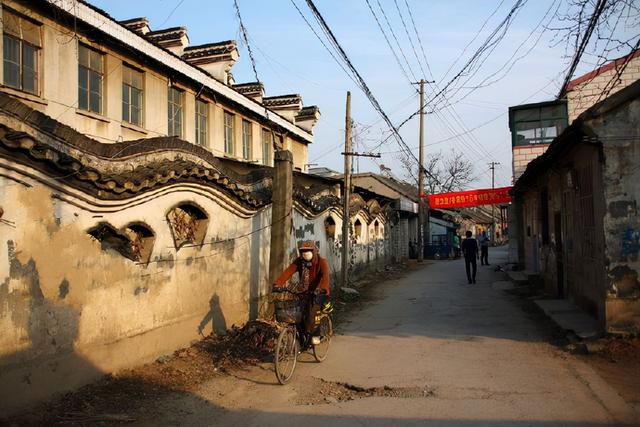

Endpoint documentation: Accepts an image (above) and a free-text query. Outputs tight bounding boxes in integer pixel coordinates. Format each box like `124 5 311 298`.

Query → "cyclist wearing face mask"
273 240 332 344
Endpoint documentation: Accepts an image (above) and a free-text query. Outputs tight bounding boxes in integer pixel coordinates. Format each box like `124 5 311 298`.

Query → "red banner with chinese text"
427 187 512 209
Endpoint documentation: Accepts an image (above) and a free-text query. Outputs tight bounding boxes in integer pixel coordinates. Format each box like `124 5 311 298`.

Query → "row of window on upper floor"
1 8 276 165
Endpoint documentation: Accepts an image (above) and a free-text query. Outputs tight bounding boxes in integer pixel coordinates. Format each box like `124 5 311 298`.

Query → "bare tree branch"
396 149 475 195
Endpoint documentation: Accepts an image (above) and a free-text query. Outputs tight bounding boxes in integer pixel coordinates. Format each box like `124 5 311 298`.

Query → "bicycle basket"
274 299 304 323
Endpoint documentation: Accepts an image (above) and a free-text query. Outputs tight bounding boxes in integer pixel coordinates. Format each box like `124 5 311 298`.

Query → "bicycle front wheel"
275 325 298 384
313 314 333 362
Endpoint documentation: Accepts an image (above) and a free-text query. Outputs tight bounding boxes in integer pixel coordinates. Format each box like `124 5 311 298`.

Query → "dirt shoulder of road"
577 337 640 413
1 260 426 426
503 279 640 414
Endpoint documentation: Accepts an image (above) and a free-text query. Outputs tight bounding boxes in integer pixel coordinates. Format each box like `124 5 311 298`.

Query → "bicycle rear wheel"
275 325 298 384
313 314 333 362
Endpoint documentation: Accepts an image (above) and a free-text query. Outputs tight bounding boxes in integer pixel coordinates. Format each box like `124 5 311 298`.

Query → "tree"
552 0 640 97
396 149 475 195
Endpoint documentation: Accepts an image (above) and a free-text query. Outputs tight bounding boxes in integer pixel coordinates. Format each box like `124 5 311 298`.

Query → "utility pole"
417 79 425 262
488 161 501 241
340 92 381 288
341 91 352 290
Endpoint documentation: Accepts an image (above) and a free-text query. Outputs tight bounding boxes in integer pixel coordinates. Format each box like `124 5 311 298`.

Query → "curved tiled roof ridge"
0 93 272 206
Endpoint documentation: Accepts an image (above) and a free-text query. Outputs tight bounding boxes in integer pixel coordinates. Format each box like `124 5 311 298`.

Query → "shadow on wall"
0 241 104 416
198 294 227 336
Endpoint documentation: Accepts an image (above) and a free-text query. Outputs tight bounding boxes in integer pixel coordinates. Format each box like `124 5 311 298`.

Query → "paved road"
150 247 638 426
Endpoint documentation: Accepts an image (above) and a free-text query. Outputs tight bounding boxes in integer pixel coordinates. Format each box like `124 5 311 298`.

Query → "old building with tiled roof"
0 0 321 173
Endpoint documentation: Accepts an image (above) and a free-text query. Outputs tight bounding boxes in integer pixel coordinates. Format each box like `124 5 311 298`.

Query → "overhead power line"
290 0 359 88
557 0 608 97
402 0 435 80
301 0 442 186
364 0 416 87
429 0 528 110
392 0 427 79
374 0 419 82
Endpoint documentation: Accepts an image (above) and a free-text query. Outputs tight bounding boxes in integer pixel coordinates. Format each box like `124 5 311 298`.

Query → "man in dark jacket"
273 241 332 343
461 231 479 284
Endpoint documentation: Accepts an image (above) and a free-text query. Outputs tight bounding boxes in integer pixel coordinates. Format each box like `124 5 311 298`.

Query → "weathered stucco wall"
0 173 275 414
290 207 391 285
0 172 396 414
518 142 606 320
588 97 640 332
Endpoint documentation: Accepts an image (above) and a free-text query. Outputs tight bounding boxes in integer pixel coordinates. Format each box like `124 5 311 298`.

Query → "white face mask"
301 251 313 262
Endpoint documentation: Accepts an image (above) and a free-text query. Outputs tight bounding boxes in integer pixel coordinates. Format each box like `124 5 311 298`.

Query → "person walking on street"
452 234 461 259
480 231 490 265
461 231 479 284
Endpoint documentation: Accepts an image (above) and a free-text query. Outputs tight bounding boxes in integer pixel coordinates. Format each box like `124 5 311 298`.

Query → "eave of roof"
351 173 418 202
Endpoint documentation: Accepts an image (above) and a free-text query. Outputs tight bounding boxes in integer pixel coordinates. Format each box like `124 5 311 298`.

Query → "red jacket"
274 252 331 295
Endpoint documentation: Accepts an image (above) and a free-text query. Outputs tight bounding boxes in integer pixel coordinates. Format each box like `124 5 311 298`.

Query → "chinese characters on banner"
427 187 512 209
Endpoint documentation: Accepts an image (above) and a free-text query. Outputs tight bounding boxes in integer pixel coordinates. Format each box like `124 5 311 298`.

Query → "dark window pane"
78 45 89 67
78 68 88 91
22 44 36 69
131 106 141 126
3 35 20 89
22 68 36 94
132 88 142 110
78 87 88 110
122 86 130 122
22 44 37 94
89 71 101 95
90 92 101 113
122 85 130 104
3 61 20 89
89 50 102 72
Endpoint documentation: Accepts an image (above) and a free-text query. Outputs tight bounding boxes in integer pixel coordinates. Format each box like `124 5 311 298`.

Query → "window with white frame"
122 65 143 126
242 120 252 160
195 99 208 145
167 86 183 137
261 128 273 166
78 44 104 114
224 111 235 155
2 9 41 95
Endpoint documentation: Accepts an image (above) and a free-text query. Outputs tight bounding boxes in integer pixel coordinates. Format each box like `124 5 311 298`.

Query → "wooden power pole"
340 91 380 287
341 91 352 289
488 161 501 239
417 79 425 262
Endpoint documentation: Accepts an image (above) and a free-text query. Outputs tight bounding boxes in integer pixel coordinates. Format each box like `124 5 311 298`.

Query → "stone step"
534 299 601 339
507 270 528 286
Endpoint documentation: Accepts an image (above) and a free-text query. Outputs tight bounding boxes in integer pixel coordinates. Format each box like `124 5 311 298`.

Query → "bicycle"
272 287 333 385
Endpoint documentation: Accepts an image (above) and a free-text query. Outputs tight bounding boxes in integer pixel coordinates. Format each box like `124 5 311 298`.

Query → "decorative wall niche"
88 222 155 263
123 222 156 263
325 215 336 239
166 202 209 249
354 219 362 240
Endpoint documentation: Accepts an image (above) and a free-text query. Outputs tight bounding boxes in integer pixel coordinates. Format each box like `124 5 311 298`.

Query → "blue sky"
90 0 604 189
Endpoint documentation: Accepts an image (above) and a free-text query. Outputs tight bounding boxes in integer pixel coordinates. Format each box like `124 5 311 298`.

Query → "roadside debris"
298 378 434 405
201 319 280 367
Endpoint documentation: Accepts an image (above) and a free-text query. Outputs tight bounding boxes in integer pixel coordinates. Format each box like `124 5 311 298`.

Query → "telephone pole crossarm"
341 152 381 158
